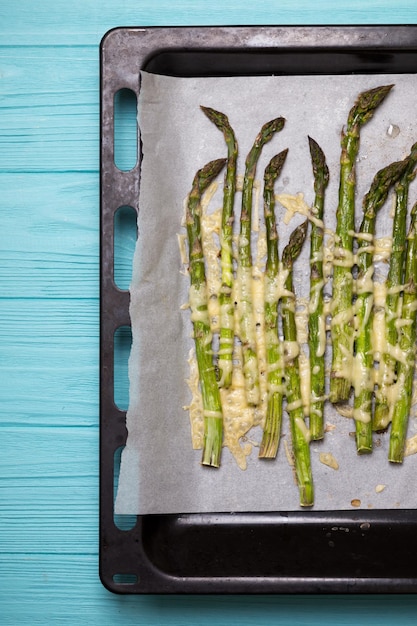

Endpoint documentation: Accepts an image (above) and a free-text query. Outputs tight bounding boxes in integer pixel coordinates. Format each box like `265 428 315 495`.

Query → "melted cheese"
237 266 255 344
287 400 304 416
336 404 354 419
298 348 311 416
219 302 234 331
295 416 311 443
405 433 417 457
189 284 210 326
177 233 188 266
333 342 354 386
351 352 373 397
386 371 406 425
354 293 374 337
182 170 417 479
353 405 372 424
348 230 373 242
331 305 355 327
184 348 204 449
200 203 222 331
252 268 268 405
403 299 417 315
204 410 223 419
283 340 300 362
310 249 324 264
372 282 387 363
264 266 291 303
355 266 374 295
252 179 261 232
277 192 311 225
332 247 355 268
217 360 233 389
319 452 339 470
373 237 392 263
309 280 325 314
295 299 309 345
316 315 327 358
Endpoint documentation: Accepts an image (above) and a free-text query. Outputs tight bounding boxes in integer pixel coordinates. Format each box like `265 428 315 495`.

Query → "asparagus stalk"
330 84 394 404
389 201 417 463
238 116 286 405
281 219 314 506
259 149 289 459
308 137 330 440
200 106 238 388
374 142 417 430
354 158 409 454
186 157 227 467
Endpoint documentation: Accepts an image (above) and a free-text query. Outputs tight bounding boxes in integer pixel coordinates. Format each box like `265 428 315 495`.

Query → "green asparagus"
186 157 227 467
200 106 238 388
259 149 289 459
238 116 285 405
374 142 417 430
389 201 417 463
281 219 314 506
354 158 409 454
307 137 329 440
330 84 394 404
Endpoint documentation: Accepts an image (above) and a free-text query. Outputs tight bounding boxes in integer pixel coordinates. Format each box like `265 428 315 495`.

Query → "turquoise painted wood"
2 2 417 624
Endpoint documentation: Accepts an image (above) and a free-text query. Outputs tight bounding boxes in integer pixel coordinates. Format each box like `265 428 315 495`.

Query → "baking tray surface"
100 25 417 594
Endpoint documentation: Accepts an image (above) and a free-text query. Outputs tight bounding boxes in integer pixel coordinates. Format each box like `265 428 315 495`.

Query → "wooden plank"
0 47 98 171
0 339 99 427
0 0 416 46
0 553 415 624
2 2 417 623
0 293 131 428
0 426 98 478
0 307 129 426
0 169 132 425
0 173 99 297
0 426 99 554
1 481 98 554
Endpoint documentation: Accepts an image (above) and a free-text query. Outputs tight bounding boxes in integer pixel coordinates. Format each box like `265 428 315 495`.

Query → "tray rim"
99 24 417 595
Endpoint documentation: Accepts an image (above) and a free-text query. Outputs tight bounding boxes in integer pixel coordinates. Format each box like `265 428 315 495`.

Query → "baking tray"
99 25 417 594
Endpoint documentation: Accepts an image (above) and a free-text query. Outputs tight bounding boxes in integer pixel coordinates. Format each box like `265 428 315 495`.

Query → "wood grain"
0 0 414 45
2 2 417 623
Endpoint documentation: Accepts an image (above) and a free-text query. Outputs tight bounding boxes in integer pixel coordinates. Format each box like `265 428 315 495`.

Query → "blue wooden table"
2 2 417 623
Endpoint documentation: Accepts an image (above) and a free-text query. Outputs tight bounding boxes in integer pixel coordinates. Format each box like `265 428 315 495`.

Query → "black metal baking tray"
99 25 417 594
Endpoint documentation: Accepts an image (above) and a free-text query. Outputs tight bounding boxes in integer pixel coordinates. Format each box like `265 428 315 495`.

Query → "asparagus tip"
264 149 289 188
308 136 330 189
192 158 227 196
255 116 286 147
282 219 308 268
349 83 394 126
200 105 231 130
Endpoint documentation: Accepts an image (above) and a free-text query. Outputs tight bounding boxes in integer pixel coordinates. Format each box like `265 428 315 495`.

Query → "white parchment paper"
115 71 417 514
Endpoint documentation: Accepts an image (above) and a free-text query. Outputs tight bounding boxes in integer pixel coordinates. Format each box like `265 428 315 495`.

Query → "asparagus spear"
330 84 394 404
186 157 227 467
374 142 417 430
354 158 409 454
259 149 289 459
281 219 314 506
308 137 329 440
389 201 417 463
238 116 286 405
200 106 238 388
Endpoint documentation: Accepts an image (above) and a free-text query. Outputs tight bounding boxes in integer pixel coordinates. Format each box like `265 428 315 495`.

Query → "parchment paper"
115 70 417 514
